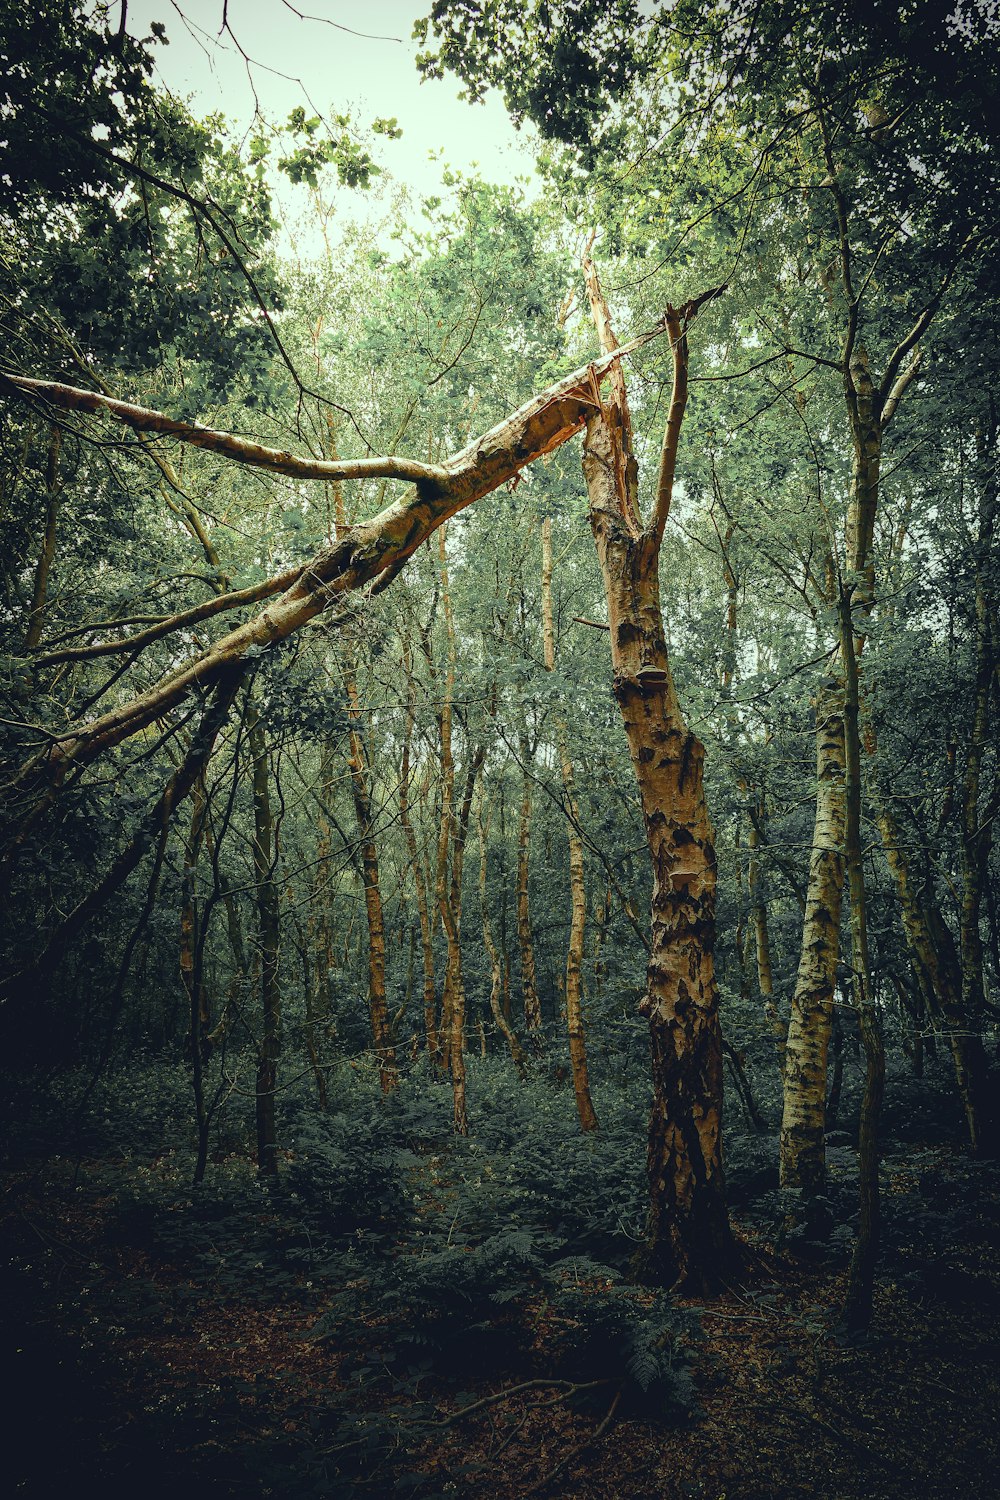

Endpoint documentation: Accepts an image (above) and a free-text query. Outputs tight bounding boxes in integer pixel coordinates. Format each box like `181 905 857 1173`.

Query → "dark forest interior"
2 3 999 1496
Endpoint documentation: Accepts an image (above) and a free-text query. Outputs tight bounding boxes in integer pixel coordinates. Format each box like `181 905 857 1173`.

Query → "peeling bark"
579 251 734 1290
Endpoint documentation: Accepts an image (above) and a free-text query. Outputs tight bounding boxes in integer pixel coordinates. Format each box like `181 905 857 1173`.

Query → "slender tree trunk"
432 527 484 1132
869 770 988 1146
312 746 338 1010
434 529 459 1072
180 775 213 1183
541 516 598 1131
22 427 61 652
747 801 784 1066
840 598 884 1332
955 446 998 1152
248 705 281 1179
592 881 612 993
479 804 528 1077
724 1040 768 1133
401 641 439 1065
826 1006 844 1129
305 744 336 1109
516 728 543 1036
443 744 485 1134
201 809 248 1052
341 655 397 1092
892 974 925 1078
779 675 846 1192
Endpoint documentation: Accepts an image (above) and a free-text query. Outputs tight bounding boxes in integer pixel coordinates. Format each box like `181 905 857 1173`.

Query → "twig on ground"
523 1384 623 1495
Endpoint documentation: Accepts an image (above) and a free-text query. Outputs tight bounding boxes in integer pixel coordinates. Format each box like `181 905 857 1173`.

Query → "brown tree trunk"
579 250 735 1290
22 427 61 652
431 527 473 1130
305 744 336 1110
869 769 988 1147
180 774 213 1183
747 801 784 1066
443 743 485 1134
248 705 281 1178
433 529 459 1074
585 470 734 1287
341 654 398 1093
401 640 440 1066
541 516 598 1132
479 803 528 1077
592 881 612 993
516 728 543 1036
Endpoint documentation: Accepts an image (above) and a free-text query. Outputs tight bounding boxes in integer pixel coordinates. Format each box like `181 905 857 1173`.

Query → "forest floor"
4 1121 1000 1500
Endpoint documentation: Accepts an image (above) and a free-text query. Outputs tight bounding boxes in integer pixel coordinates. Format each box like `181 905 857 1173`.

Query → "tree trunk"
401 641 440 1066
341 654 397 1093
305 744 336 1110
248 705 281 1179
516 728 543 1036
579 250 735 1290
747 802 784 1067
840 598 884 1333
870 776 988 1148
582 422 735 1289
541 516 598 1132
434 529 459 1073
180 774 213 1183
724 1040 768 1133
955 447 998 1153
826 1006 844 1129
779 676 846 1192
592 881 612 993
22 427 61 653
443 744 485 1134
479 804 528 1077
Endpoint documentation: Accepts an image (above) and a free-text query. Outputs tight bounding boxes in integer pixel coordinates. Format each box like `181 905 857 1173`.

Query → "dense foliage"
1 2 998 1495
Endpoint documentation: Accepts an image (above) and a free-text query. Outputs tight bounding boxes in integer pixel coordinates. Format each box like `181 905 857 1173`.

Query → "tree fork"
580 248 736 1290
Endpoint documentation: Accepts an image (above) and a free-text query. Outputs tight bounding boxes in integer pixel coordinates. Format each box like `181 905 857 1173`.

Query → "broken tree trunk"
580 245 736 1291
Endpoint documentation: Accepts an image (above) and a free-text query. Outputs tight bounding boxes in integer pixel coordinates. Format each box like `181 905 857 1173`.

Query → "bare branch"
881 348 923 429
0 374 445 487
27 566 301 666
651 288 726 540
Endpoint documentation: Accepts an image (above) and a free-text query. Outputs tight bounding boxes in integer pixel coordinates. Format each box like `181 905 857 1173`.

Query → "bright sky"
124 1 538 208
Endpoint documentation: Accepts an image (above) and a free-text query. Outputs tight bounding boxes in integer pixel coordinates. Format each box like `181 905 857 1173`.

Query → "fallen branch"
431 1377 609 1428
523 1384 623 1496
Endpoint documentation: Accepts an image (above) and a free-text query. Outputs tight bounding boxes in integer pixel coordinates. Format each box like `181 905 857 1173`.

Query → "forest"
1 1 999 1496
